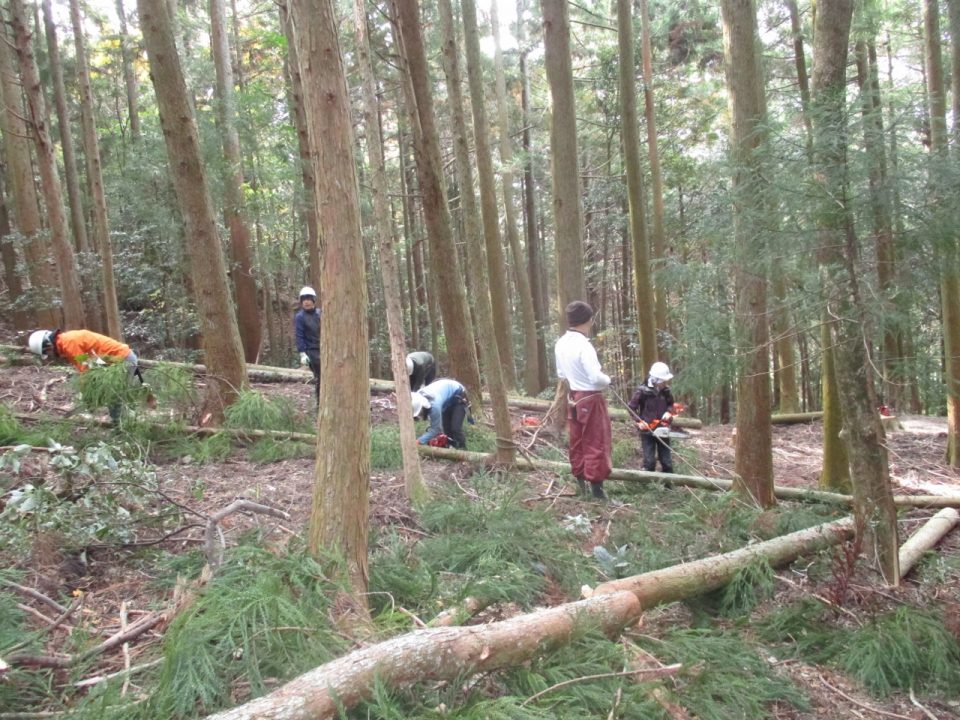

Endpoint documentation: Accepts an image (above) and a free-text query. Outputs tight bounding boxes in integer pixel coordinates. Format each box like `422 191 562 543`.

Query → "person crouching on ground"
628 361 675 473
554 300 613 501
28 328 143 422
405 350 436 392
411 378 469 449
293 286 321 405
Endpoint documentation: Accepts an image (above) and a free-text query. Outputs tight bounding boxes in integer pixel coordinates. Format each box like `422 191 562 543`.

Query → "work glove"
299 352 309 367
661 411 672 422
636 420 650 431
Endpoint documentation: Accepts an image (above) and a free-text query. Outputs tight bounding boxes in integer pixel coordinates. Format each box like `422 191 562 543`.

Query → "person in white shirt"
554 300 612 500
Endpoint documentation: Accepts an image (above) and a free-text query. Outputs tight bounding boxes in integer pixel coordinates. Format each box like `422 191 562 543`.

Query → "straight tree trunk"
9 0 85 330
491 3 541 395
639 0 668 354
819 315 851 492
280 0 320 288
811 0 898 584
116 0 141 142
288 0 371 601
517 3 549 387
461 0 516 390
210 0 262 362
617 0 657 372
70 0 122 340
541 0 585 314
138 0 248 422
354 0 425 502
0 172 30 329
940 0 960 465
437 0 514 463
392 0 482 401
720 0 774 507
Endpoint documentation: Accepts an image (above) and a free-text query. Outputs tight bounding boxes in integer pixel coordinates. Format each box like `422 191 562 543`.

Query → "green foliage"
248 437 313 463
0 404 21 444
689 560 775 619
464 423 497 453
142 545 346 717
639 629 809 719
141 363 197 421
162 432 233 465
755 598 842 662
73 363 151 422
371 475 592 614
838 607 960 697
370 425 403 470
224 390 309 433
592 544 632 579
0 442 160 552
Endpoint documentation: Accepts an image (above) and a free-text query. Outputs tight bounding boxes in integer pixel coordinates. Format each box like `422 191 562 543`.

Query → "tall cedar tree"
289 0 372 601
811 0 898 584
720 0 775 506
392 0 482 401
210 0 262 362
138 0 248 422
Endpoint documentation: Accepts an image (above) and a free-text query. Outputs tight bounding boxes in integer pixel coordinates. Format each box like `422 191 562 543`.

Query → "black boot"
576 477 588 496
591 482 608 501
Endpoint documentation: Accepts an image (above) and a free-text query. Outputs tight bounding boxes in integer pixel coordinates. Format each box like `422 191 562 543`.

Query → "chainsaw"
638 403 685 438
427 433 450 448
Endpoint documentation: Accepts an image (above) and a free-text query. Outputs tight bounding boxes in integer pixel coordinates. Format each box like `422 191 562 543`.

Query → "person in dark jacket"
293 286 321 404
628 361 675 473
405 351 436 391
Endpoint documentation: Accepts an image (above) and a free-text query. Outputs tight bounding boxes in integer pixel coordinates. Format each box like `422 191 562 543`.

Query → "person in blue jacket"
293 286 321 404
411 378 469 449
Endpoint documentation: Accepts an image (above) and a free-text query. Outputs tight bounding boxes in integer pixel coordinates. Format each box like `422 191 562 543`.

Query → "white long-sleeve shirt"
555 330 610 391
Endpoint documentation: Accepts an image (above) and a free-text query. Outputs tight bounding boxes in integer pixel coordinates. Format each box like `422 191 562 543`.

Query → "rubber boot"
576 477 588 496
591 482 608 501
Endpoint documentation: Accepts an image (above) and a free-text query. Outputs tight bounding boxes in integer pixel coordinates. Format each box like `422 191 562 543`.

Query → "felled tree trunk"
206 517 854 720
898 508 959 577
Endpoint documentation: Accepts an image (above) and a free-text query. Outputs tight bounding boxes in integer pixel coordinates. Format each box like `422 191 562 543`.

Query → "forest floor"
1 353 959 719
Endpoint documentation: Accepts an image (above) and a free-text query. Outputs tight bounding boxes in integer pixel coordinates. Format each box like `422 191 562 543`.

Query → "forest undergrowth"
1 370 959 719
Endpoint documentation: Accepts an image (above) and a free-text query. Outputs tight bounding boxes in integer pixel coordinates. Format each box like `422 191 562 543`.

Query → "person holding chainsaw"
293 286 321 405
411 378 469 449
628 361 676 473
555 300 613 501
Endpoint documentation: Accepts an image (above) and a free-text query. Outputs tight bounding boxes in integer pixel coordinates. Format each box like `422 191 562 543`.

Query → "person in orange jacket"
28 329 144 421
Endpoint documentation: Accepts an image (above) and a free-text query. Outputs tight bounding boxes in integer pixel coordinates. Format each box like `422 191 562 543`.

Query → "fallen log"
205 517 855 720
898 508 960 577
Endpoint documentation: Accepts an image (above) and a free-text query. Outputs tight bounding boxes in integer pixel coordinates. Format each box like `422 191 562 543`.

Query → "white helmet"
410 391 431 418
649 361 673 382
28 330 54 358
299 286 316 301
405 356 414 375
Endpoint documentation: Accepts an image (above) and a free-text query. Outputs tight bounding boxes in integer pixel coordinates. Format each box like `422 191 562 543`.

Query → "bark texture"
138 0 248 422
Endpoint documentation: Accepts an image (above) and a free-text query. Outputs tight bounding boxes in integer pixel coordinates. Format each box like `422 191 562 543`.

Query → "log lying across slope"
206 517 855 720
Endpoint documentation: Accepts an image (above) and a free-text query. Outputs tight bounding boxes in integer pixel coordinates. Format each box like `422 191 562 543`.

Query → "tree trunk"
2 5 60 329
392 0 482 401
0 172 30 329
518 25 549 388
541 0 585 315
461 0 516 390
491 3 541 396
288 0 371 601
811 0 898 585
9 0 85 329
205 517 854 720
437 0 514 463
70 0 122 340
355 0 426 502
116 0 141 142
720 0 774 507
280 0 321 288
638 0 668 357
210 0 262 362
138 0 248 423
617 0 657 373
